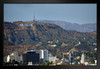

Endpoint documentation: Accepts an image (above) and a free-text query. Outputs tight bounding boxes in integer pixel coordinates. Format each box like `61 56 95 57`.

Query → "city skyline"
4 48 97 66
4 4 97 24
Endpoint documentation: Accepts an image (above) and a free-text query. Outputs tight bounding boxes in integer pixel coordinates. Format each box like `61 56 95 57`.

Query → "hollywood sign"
20 24 33 27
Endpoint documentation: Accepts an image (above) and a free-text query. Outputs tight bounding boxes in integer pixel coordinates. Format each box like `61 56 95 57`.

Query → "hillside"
3 21 96 56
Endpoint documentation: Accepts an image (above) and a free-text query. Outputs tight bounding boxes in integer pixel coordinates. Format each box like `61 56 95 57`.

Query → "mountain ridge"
37 20 96 32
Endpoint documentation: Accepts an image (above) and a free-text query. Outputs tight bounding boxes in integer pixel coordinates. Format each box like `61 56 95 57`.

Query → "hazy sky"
4 4 97 24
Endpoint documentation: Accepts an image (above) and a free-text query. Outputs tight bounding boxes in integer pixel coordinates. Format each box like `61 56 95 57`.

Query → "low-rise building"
6 51 22 63
48 53 59 64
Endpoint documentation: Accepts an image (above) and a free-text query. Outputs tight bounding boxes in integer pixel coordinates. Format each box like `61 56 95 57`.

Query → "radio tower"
33 12 36 22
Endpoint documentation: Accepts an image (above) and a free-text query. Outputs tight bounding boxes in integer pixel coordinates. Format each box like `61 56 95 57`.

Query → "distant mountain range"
37 20 96 32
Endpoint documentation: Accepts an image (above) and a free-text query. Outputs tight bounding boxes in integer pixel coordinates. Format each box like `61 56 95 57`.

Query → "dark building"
23 52 39 64
69 52 74 64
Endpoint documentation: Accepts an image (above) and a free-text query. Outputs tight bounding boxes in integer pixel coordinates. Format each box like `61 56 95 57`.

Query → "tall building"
25 49 49 62
69 52 74 64
39 50 49 61
80 53 85 64
22 51 39 64
61 53 65 64
7 55 10 62
26 49 49 61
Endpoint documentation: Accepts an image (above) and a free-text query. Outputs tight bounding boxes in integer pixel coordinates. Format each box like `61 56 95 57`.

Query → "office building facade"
22 51 40 64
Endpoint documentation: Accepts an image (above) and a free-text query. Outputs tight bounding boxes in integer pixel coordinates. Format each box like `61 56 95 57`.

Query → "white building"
7 55 10 62
6 51 22 63
80 53 85 64
80 53 97 66
84 62 89 65
48 54 59 64
94 48 97 51
95 60 97 64
49 56 57 63
28 62 33 65
40 50 49 61
51 44 57 47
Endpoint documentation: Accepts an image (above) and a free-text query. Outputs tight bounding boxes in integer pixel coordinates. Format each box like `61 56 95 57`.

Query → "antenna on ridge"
33 12 36 22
